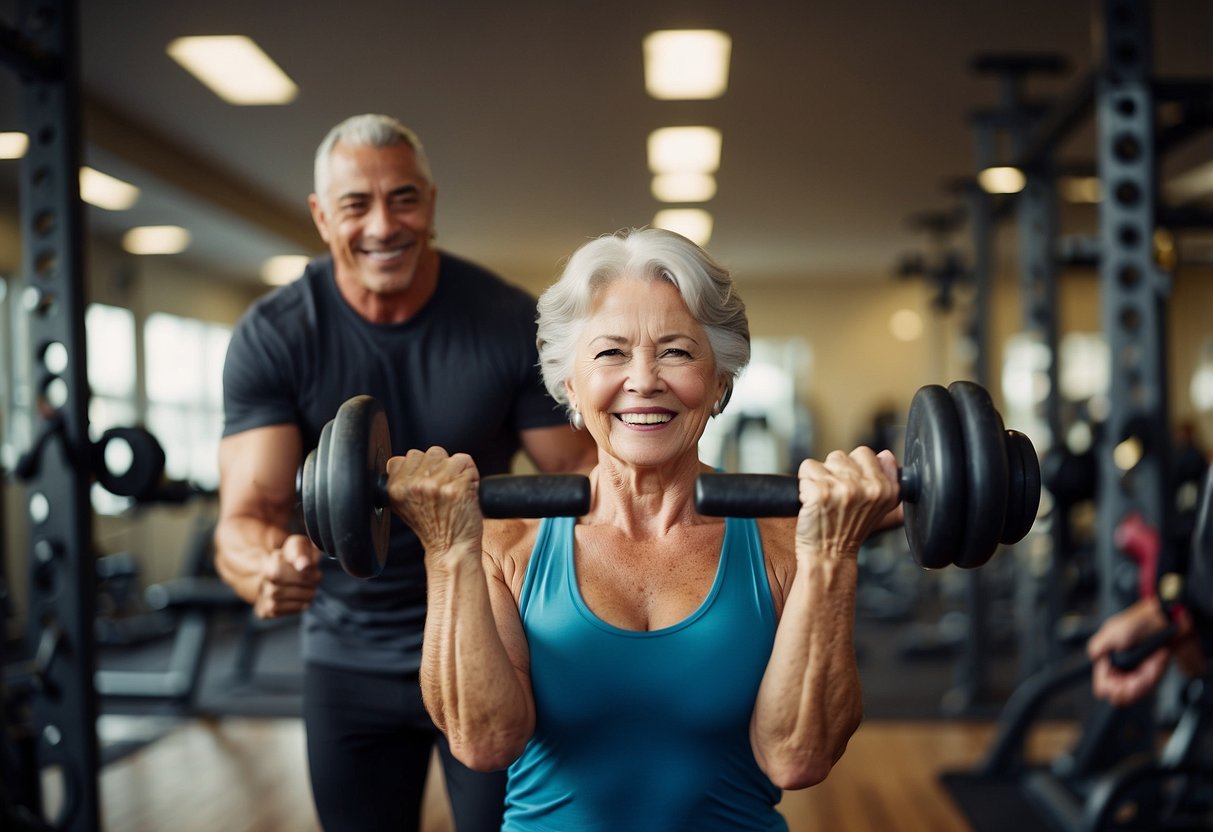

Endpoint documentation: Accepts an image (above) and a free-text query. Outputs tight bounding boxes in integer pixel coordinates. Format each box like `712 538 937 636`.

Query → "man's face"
308 141 438 296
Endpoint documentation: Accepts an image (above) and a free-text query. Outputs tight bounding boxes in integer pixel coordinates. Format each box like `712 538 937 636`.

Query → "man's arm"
214 424 322 618
1088 598 1205 706
519 423 597 475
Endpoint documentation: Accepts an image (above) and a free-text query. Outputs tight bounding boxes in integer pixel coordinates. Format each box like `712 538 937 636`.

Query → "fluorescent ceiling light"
167 35 298 105
122 226 191 255
648 126 722 174
977 166 1026 194
644 30 731 100
0 132 29 159
653 208 713 247
80 167 140 210
651 172 717 203
261 254 311 286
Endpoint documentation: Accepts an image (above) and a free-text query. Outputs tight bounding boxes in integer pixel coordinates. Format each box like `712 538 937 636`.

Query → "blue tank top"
504 516 787 832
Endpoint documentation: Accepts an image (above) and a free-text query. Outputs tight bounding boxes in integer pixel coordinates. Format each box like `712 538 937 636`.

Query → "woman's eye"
662 348 692 359
594 349 624 360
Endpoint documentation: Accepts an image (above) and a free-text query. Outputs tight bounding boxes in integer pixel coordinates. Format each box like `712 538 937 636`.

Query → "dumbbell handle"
1108 622 1177 672
369 472 592 518
695 470 915 517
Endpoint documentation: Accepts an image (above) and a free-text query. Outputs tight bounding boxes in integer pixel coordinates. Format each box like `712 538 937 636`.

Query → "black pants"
303 663 507 832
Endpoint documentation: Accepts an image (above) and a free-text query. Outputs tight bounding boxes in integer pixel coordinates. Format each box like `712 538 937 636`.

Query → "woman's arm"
750 448 899 789
389 448 536 771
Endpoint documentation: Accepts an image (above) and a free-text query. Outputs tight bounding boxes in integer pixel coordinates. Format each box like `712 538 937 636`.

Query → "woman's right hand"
387 447 484 565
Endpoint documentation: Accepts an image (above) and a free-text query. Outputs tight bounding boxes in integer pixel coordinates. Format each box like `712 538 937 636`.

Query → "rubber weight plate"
326 395 390 579
949 381 1008 569
94 426 166 500
1000 430 1041 545
301 448 320 552
314 420 338 558
903 385 966 569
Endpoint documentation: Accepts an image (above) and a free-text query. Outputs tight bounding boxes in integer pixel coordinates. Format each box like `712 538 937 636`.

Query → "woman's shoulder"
482 517 544 596
756 517 798 610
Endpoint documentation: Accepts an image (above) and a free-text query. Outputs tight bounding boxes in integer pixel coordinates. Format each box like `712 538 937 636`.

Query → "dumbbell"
300 395 591 578
695 381 1041 569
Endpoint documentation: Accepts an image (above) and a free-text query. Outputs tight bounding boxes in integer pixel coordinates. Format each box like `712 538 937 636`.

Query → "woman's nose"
625 356 665 394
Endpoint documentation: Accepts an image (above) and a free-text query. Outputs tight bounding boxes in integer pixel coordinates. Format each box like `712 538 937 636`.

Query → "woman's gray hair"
313 114 433 206
536 227 751 419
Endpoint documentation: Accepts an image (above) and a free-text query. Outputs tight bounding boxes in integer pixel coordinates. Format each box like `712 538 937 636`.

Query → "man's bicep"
218 425 303 525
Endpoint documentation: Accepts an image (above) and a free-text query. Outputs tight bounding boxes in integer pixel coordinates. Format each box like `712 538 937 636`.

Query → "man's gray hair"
313 114 433 205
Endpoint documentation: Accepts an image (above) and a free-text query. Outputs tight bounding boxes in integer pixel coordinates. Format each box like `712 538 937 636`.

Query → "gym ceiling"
0 0 1210 288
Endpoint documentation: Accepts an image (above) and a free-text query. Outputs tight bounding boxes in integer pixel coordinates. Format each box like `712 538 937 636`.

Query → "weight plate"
949 381 1008 568
327 395 390 579
903 385 966 569
314 420 338 558
94 426 166 500
301 448 320 551
367 401 392 571
1000 430 1041 545
1041 446 1096 505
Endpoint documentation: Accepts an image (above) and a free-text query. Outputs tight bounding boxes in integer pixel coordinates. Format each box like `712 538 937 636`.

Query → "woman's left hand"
794 447 902 559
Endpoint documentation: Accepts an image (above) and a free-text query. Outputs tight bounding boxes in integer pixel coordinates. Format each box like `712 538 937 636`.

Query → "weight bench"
94 517 249 706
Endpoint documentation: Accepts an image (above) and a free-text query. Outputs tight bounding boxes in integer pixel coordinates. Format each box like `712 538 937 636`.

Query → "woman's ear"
714 377 733 416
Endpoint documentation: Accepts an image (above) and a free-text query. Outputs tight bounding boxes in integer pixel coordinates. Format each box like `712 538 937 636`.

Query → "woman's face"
566 275 724 468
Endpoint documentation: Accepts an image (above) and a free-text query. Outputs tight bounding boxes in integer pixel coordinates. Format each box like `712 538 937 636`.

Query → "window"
143 312 230 490
699 338 814 474
86 303 138 514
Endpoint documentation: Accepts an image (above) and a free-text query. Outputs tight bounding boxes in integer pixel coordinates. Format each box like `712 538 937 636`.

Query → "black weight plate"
301 448 320 551
903 385 966 569
949 381 1008 568
367 401 392 567
314 420 338 558
94 426 166 500
1000 430 1041 545
327 395 389 579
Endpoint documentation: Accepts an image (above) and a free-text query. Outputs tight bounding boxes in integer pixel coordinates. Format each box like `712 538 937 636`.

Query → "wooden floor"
91 716 1078 831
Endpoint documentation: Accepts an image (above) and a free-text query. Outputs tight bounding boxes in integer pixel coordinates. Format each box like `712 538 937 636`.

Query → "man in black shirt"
215 114 593 831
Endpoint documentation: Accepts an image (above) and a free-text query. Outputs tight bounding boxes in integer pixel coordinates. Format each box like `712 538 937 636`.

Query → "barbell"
300 395 592 578
695 381 1041 569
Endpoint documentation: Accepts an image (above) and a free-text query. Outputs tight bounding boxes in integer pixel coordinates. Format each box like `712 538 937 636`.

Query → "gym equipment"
16 416 168 500
1107 463 1213 671
945 459 1213 832
695 381 1040 569
300 395 592 578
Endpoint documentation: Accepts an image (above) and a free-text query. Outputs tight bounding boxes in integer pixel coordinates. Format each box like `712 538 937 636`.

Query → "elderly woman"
387 227 901 831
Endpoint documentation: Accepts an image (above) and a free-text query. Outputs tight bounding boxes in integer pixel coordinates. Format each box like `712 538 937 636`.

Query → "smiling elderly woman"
387 227 901 831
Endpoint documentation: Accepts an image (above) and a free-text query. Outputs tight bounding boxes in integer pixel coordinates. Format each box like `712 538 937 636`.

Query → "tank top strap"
720 516 778 630
517 515 575 619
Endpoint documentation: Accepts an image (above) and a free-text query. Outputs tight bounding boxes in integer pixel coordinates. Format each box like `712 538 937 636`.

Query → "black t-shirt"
222 253 565 672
